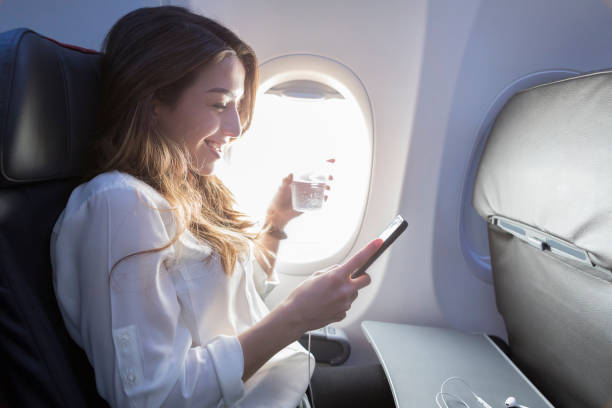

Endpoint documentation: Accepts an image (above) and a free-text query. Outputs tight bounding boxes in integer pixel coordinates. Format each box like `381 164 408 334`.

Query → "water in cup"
291 170 328 211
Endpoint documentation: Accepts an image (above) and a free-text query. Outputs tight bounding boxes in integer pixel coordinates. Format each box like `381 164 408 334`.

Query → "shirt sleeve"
58 185 245 408
251 255 280 300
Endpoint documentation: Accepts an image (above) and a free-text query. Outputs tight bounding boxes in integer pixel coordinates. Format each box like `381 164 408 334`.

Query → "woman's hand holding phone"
283 238 383 333
283 215 407 334
239 226 402 381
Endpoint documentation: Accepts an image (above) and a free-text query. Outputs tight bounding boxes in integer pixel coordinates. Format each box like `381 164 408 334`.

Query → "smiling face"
154 53 246 175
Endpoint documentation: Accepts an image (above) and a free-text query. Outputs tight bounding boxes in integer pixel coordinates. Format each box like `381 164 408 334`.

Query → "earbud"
475 395 493 408
505 396 529 408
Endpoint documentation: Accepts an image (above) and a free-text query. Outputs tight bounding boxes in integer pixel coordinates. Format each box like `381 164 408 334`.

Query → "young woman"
51 6 394 408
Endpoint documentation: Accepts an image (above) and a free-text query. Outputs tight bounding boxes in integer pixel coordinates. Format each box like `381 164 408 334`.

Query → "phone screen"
351 215 408 279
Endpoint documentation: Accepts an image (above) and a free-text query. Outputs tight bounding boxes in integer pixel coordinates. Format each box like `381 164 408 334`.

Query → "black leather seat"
0 28 107 407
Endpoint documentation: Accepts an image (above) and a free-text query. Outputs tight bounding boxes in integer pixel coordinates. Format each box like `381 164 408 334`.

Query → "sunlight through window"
216 80 371 264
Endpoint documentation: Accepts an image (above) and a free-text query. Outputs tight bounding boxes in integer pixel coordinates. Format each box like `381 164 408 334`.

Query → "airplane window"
216 64 372 269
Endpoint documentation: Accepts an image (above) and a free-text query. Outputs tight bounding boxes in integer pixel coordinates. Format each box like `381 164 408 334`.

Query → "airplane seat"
473 71 612 407
0 28 108 407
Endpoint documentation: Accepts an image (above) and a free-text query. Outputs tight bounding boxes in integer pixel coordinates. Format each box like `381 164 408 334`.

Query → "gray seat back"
473 72 612 408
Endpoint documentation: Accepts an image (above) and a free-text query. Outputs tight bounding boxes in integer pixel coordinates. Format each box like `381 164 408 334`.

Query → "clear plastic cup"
291 170 328 211
291 180 326 211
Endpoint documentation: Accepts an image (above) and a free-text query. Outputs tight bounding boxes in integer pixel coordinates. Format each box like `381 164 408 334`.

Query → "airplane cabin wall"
422 0 612 344
3 0 612 366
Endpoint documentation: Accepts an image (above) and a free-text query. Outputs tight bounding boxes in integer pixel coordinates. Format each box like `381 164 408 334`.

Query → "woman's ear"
152 98 161 119
151 98 165 129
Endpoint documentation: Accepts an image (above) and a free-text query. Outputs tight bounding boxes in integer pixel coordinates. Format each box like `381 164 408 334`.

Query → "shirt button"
125 368 136 384
117 333 130 347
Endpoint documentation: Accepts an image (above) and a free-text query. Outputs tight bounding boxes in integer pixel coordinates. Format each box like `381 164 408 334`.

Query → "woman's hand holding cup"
265 158 334 228
265 173 303 229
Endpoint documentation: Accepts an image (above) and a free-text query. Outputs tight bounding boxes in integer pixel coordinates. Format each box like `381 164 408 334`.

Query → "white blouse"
50 171 314 408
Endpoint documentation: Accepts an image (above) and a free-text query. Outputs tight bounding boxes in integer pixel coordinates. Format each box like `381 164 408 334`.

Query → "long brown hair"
93 6 261 275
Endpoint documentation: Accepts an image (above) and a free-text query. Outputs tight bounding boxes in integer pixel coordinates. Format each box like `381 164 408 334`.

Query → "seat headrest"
0 28 101 188
473 71 612 270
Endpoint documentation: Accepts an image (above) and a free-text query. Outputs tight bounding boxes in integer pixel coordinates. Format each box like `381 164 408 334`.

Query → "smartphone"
351 215 408 279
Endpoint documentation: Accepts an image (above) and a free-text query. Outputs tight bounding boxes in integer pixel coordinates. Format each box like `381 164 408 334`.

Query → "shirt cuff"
252 259 280 300
206 335 245 406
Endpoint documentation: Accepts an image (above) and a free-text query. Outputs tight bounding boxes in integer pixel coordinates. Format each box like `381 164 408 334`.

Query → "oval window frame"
253 54 375 276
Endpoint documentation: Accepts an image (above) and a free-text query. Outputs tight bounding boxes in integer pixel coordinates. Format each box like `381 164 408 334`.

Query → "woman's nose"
221 106 242 138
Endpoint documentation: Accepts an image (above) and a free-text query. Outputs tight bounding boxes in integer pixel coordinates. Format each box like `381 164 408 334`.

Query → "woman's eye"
213 104 228 111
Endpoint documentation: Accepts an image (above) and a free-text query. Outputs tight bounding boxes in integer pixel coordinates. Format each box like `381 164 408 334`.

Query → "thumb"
339 239 383 278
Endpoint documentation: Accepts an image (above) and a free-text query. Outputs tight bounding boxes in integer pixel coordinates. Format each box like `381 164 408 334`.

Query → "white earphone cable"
435 391 470 408
307 331 315 408
435 377 492 408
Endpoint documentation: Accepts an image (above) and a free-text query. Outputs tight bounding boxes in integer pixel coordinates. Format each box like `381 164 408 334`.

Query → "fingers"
352 273 371 290
312 264 338 277
327 159 334 184
332 311 347 322
339 239 383 278
322 264 339 273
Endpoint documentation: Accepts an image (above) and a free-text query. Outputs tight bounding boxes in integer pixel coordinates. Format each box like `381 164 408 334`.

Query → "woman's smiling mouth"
205 139 223 158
